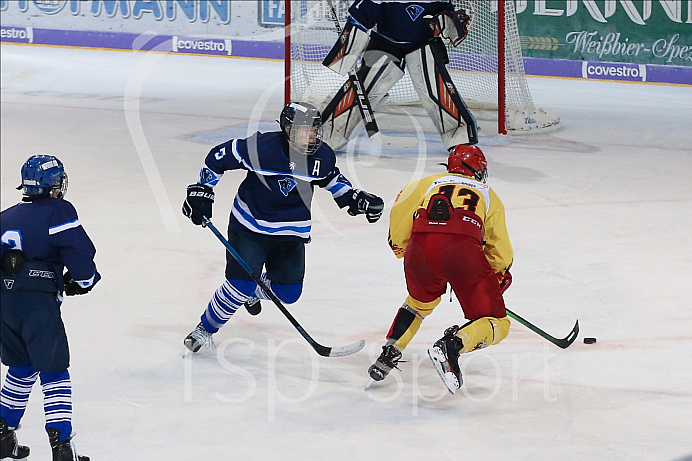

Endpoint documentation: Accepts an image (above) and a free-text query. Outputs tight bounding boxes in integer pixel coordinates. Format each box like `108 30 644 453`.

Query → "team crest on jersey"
406 5 425 21
4 279 14 289
278 177 297 196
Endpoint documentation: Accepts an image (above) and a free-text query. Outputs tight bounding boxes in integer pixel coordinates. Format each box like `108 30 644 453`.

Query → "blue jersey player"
1 155 98 461
321 0 477 150
182 102 384 352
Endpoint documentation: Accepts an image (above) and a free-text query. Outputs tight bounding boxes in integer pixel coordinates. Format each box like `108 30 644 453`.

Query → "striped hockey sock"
40 370 72 441
202 279 252 332
0 365 38 428
253 273 272 300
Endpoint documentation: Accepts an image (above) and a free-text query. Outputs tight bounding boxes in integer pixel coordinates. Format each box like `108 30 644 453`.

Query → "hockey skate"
1 421 29 460
47 428 89 461
368 345 402 382
184 322 216 353
428 325 464 395
244 297 261 316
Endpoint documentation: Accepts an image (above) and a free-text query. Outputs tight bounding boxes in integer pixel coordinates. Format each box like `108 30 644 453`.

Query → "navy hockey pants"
224 225 305 284
0 289 70 371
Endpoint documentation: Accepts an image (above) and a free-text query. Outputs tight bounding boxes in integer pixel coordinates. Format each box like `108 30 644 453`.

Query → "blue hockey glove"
347 189 384 223
183 183 214 226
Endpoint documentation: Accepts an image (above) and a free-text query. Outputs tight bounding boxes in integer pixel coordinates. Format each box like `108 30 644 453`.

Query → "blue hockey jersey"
349 0 454 47
198 131 354 242
1 198 99 291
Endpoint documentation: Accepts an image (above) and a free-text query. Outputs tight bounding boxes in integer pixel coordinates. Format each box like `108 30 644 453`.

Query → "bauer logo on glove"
183 183 215 226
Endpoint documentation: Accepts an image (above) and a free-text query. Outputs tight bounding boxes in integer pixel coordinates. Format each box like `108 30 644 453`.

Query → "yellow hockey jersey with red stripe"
388 172 513 274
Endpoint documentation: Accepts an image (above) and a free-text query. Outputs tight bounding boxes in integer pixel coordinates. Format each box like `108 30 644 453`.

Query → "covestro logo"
581 61 647 82
0 26 33 43
172 36 232 55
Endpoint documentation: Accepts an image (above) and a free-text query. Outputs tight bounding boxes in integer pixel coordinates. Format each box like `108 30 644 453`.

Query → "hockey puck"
583 337 597 344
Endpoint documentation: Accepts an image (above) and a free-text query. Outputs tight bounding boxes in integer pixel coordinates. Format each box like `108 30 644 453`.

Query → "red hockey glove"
497 271 512 294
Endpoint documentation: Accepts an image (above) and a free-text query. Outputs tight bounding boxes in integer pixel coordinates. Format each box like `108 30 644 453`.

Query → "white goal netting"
288 0 559 133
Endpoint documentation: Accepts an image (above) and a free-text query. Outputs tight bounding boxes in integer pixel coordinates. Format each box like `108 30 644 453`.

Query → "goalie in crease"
369 145 513 395
321 0 478 151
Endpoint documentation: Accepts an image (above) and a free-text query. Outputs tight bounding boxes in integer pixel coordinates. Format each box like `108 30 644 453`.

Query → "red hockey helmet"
447 144 488 183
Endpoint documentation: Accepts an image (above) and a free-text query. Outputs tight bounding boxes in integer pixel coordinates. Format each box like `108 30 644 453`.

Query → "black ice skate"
368 345 403 382
47 428 89 461
244 297 262 316
184 322 216 353
1 421 30 460
428 325 464 394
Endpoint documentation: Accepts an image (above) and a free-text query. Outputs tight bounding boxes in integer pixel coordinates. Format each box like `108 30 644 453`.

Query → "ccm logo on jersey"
28 270 56 279
463 215 482 229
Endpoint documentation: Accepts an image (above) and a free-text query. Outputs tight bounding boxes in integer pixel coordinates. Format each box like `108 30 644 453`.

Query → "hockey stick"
506 308 579 349
325 0 417 148
202 217 365 357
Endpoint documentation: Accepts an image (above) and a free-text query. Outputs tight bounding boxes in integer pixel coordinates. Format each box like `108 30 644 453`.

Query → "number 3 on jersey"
1 230 23 250
437 184 480 212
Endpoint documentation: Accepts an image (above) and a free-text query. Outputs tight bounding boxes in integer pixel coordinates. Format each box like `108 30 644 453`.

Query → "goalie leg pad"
455 316 510 354
321 51 404 150
322 21 370 76
406 41 478 148
359 51 405 108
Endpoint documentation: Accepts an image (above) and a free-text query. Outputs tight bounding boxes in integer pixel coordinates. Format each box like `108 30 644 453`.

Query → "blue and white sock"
40 370 72 441
202 279 254 333
0 364 38 428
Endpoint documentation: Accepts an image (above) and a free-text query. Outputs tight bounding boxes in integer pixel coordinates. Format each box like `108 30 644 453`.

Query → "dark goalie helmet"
279 102 323 155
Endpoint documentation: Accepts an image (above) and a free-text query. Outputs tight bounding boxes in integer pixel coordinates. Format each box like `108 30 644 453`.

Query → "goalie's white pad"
425 9 471 47
321 51 404 150
322 21 370 76
406 43 478 148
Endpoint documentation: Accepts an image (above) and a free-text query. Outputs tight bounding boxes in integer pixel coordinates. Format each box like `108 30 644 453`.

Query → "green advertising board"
516 0 691 67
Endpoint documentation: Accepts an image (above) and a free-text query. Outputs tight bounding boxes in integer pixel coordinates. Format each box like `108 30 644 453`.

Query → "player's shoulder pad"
51 198 79 217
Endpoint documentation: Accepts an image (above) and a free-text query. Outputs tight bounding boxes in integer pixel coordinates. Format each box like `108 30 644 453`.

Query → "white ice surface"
1 45 692 461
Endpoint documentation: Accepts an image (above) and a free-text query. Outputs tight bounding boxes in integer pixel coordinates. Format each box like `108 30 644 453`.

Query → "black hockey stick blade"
317 339 366 357
506 308 579 349
203 217 365 358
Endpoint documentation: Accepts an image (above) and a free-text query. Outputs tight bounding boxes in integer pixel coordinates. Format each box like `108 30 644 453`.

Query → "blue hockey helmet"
279 102 323 155
18 154 68 198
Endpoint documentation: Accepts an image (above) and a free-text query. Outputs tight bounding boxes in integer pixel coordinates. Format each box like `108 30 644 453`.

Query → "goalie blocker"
321 35 477 151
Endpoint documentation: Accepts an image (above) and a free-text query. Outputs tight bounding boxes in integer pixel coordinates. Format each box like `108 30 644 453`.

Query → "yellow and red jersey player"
384 144 513 361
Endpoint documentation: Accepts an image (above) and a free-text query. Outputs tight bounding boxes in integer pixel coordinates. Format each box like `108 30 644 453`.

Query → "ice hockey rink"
1 44 691 460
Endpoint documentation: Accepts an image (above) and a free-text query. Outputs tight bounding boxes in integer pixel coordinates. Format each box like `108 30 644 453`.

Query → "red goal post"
285 0 559 135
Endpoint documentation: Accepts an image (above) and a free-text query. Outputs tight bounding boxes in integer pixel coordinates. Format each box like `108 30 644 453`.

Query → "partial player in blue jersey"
321 0 477 150
1 155 97 461
182 102 384 353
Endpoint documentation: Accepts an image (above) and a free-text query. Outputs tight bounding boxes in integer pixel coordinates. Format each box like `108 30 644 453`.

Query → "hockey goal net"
286 0 559 134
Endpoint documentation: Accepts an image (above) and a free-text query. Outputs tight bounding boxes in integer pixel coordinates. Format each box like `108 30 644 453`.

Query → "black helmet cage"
462 161 488 183
280 102 323 155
